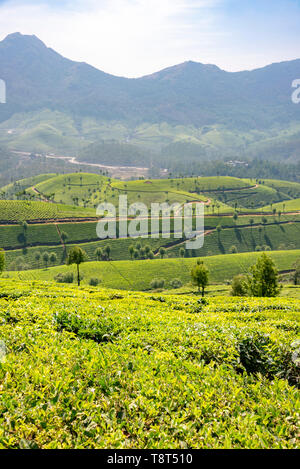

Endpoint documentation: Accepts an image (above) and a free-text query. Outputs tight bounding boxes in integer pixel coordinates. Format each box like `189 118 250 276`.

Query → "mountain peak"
142 60 223 81
2 32 47 49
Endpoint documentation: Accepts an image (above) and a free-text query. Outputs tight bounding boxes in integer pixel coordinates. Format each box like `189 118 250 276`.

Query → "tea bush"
0 280 299 449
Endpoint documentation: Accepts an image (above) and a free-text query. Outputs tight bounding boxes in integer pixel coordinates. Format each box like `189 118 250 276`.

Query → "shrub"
231 274 248 297
55 272 74 284
89 277 101 287
150 278 165 289
170 278 182 289
8 256 29 272
237 333 273 376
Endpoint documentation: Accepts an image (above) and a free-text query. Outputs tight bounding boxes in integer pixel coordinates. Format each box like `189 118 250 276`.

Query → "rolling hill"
3 174 300 276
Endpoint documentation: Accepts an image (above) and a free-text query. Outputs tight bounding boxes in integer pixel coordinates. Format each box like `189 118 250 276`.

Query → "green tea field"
0 280 299 449
8 250 300 291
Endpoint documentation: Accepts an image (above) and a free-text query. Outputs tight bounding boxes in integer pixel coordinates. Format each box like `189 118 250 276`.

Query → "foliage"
231 274 248 297
54 272 74 284
0 280 299 448
248 253 280 298
0 200 96 222
89 277 101 287
150 278 165 290
66 247 88 286
10 249 300 292
191 261 209 297
169 278 183 289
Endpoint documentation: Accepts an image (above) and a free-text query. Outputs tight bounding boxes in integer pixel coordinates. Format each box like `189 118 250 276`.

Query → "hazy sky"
0 0 299 77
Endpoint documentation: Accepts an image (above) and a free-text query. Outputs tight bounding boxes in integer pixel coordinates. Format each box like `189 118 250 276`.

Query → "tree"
179 247 185 258
262 217 267 229
50 252 57 265
248 253 280 297
66 246 87 286
159 247 166 259
104 245 111 260
148 251 155 259
95 247 103 261
35 252 41 268
233 212 238 223
43 251 50 268
0 249 5 275
191 261 209 297
61 231 68 243
22 221 28 233
129 245 134 260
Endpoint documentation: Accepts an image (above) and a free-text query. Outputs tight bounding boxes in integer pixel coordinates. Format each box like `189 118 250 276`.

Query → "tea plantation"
0 281 299 449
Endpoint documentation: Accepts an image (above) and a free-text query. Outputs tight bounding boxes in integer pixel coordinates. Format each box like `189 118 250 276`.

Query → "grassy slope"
8 250 300 291
32 173 111 206
0 280 298 448
0 174 56 197
264 198 300 212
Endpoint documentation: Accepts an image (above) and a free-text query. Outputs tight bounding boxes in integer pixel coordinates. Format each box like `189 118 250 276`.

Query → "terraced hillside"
0 200 96 222
0 280 298 448
3 173 300 214
3 175 300 275
2 210 300 272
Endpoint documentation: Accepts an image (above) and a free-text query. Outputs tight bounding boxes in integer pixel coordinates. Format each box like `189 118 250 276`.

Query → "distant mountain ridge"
0 32 300 129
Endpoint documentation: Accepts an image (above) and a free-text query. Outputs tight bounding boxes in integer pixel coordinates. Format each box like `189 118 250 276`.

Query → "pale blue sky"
0 0 299 77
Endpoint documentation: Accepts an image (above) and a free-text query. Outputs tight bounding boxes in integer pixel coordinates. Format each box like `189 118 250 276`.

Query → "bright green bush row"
0 280 299 448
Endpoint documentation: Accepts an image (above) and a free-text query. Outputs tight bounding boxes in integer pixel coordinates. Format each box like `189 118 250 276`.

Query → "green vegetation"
0 249 4 274
0 174 56 199
66 246 88 286
4 173 300 219
231 274 248 297
8 250 300 292
247 254 280 298
3 174 300 278
0 200 96 222
0 280 298 448
191 260 209 296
